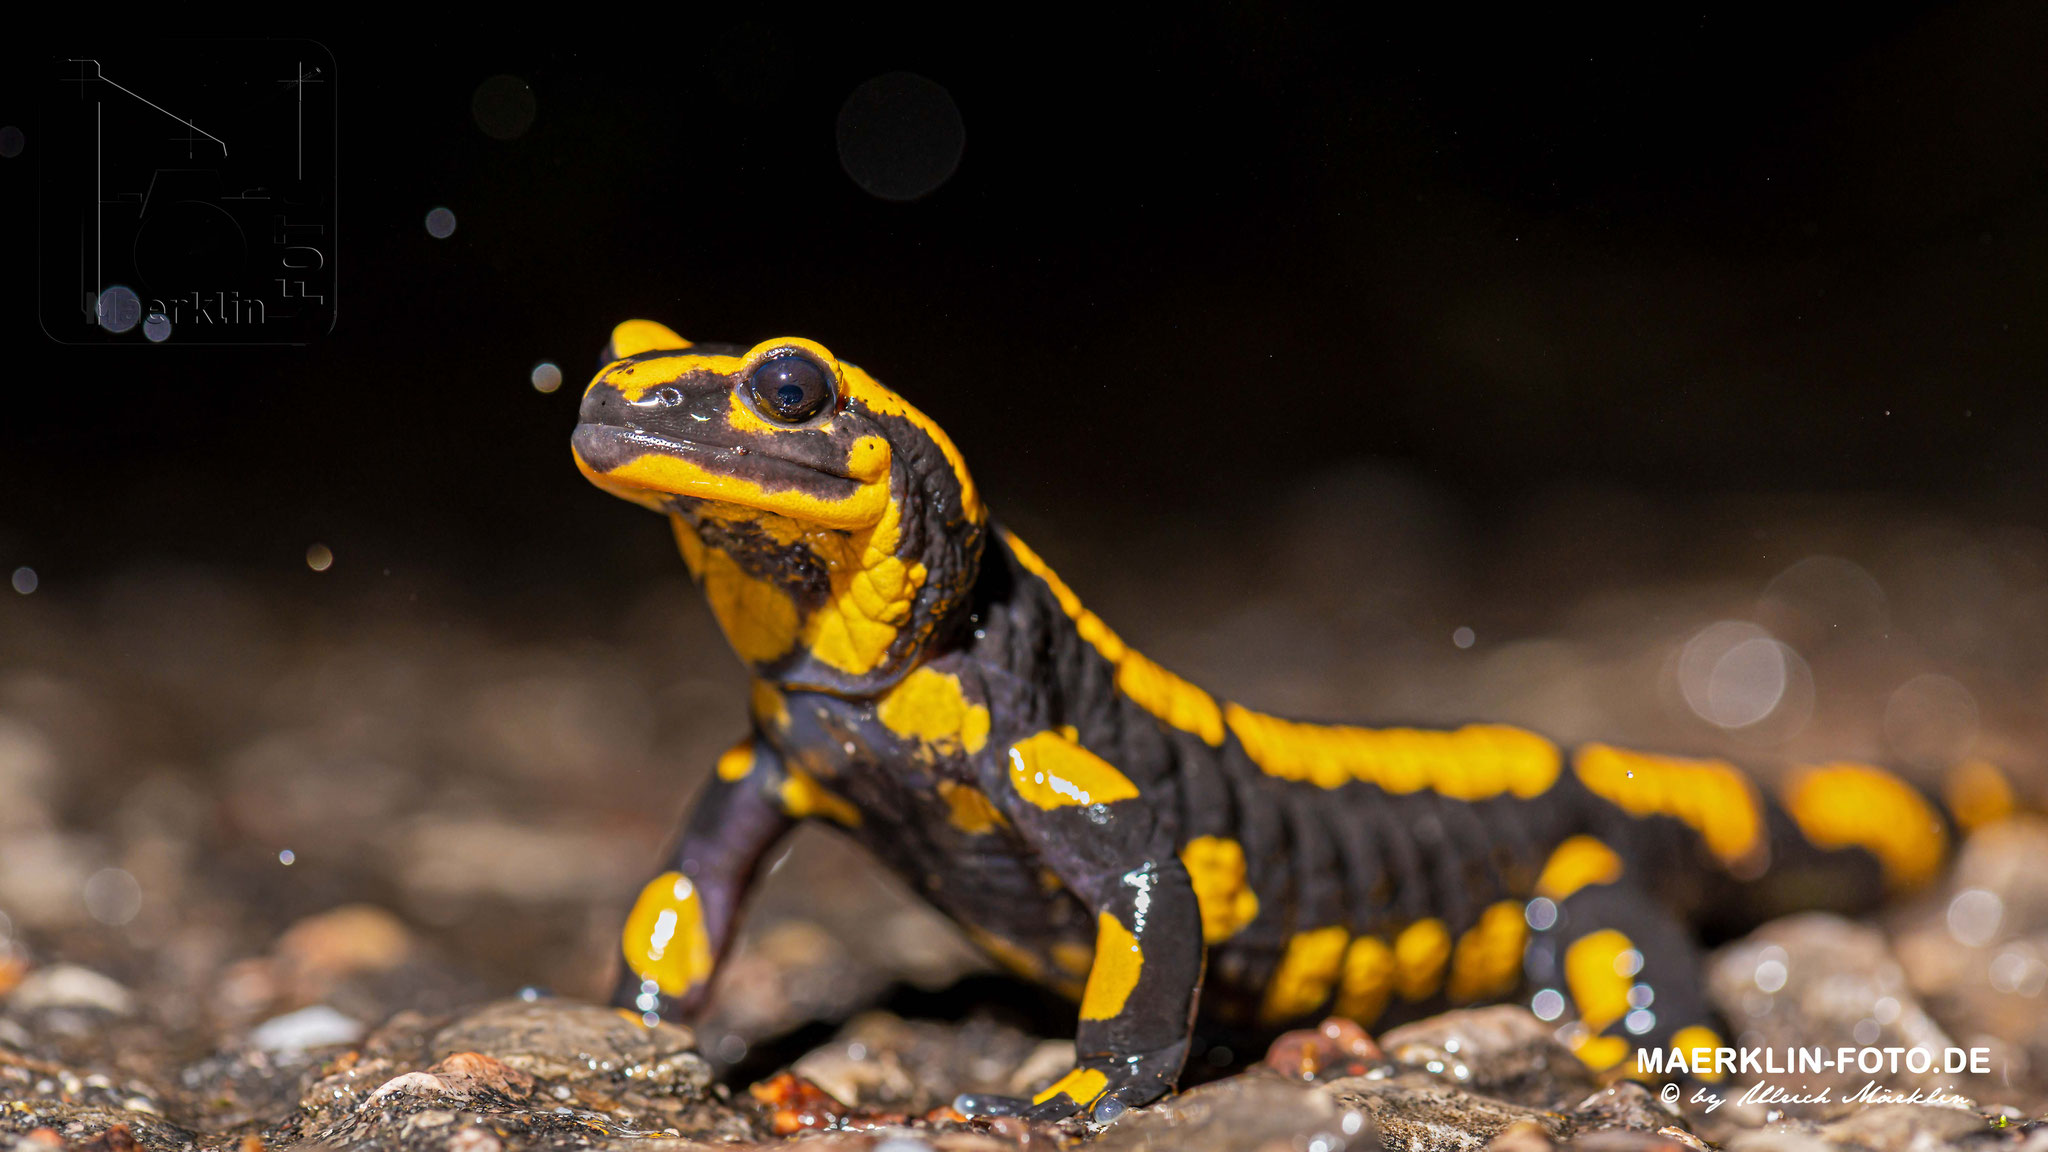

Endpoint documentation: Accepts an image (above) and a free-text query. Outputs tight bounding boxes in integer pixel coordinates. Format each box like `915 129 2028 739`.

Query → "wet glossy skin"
572 320 1998 1121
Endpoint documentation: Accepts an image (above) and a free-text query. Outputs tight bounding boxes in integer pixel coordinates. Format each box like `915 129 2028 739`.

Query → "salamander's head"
573 320 985 694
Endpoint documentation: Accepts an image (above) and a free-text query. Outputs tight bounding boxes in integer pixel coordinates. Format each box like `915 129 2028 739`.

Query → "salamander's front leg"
959 731 1204 1122
613 737 796 1022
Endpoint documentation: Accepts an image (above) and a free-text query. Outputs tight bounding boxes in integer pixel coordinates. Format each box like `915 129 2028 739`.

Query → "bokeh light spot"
1947 888 2003 947
306 544 334 572
426 207 458 239
837 72 965 202
96 285 141 333
471 75 537 141
83 868 142 926
0 126 24 159
1452 626 1475 649
1884 673 1979 770
531 361 563 393
1676 621 1811 733
11 567 37 595
143 312 173 343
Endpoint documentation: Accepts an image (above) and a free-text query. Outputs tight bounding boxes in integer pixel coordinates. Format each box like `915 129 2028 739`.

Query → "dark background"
4 6 2045 589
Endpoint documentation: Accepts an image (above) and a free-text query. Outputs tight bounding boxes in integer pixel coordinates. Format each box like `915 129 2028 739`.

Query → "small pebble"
251 1005 364 1054
367 1071 449 1101
10 965 135 1015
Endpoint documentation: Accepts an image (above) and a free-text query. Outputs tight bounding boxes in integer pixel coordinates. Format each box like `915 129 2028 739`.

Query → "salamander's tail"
1711 757 2027 931
1941 758 2024 837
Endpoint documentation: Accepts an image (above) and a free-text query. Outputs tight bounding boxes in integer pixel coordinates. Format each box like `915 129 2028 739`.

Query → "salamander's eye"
747 355 835 423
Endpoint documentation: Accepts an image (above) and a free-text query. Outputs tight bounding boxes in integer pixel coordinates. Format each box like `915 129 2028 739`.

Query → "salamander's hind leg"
1525 837 1723 1077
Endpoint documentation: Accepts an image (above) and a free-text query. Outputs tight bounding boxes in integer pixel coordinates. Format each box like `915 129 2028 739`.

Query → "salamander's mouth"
572 422 891 530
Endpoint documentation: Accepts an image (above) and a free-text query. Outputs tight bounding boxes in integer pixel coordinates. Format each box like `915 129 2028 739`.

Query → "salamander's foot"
960 1045 1186 1123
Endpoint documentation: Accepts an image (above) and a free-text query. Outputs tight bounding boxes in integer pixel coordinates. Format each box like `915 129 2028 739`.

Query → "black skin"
584 340 1953 1121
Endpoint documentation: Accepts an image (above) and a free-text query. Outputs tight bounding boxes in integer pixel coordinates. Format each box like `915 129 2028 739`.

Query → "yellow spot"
1395 919 1453 1001
608 318 691 357
937 779 1008 834
1052 941 1094 978
1572 1033 1631 1072
1007 730 1140 809
1783 762 1948 891
799 489 930 676
1002 531 1225 746
1261 925 1350 1022
877 666 991 754
1335 936 1396 1025
750 680 789 731
1564 928 1636 1032
696 546 802 665
621 872 713 997
779 767 861 827
1946 759 2016 833
1224 707 1561 800
715 740 755 782
1181 836 1261 943
1080 911 1144 1021
1574 744 1765 870
1032 1067 1108 1107
1536 836 1625 900
1672 1024 1725 1083
670 514 707 575
1447 902 1528 1003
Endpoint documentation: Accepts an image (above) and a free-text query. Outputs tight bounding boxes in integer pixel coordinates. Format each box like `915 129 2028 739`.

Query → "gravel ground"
6 475 2048 1149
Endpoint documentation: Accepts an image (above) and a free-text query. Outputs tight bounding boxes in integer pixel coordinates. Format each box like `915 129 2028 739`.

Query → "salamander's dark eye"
747 355 835 423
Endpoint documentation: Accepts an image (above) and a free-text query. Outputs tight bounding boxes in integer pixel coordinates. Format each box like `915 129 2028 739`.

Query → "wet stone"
0 1112 192 1152
789 1011 1057 1114
1265 1016 1388 1082
1095 1070 1367 1152
1563 1083 1685 1136
1382 1006 1595 1108
1322 1070 1572 1150
1704 914 1985 1116
1561 1131 1697 1151
429 998 707 1091
1807 1101 1996 1151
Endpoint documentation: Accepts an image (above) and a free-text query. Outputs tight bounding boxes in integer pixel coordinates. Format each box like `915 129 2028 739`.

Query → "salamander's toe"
952 1092 1033 1118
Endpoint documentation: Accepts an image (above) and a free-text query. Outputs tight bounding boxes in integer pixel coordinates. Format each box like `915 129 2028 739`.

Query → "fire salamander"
571 319 2018 1122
